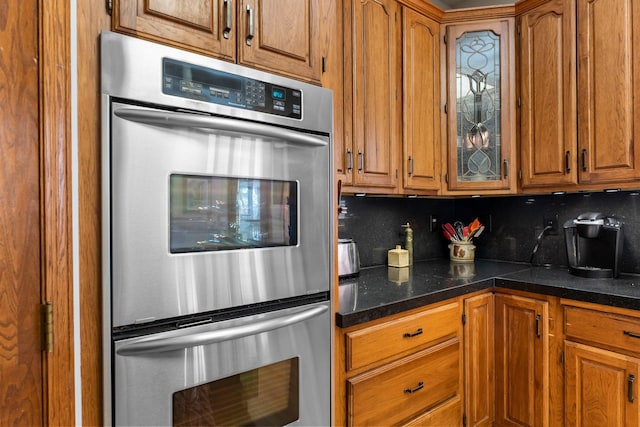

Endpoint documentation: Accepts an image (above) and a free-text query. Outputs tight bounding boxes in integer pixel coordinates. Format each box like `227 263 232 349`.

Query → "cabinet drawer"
565 306 640 354
401 395 461 427
345 301 459 371
347 338 460 427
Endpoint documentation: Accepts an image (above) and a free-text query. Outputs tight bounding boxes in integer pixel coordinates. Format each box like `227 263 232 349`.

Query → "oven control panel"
162 58 302 119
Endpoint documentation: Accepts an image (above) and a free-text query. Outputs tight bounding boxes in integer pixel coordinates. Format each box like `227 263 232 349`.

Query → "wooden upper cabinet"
577 0 640 184
113 0 322 83
402 7 441 193
519 0 640 189
114 0 235 59
518 0 577 188
343 0 401 190
237 0 320 82
443 18 517 194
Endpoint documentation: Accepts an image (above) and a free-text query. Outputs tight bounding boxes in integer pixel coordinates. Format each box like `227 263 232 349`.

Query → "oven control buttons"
162 58 302 119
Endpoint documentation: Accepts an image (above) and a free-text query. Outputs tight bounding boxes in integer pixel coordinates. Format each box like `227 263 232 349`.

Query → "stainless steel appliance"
563 212 624 278
337 238 360 277
101 31 333 426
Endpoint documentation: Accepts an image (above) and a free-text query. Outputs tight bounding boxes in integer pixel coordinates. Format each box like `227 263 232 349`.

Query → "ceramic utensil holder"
449 241 475 262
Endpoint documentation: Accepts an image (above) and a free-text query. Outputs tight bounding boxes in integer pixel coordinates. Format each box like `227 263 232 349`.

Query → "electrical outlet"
429 215 438 232
543 214 559 235
475 214 492 233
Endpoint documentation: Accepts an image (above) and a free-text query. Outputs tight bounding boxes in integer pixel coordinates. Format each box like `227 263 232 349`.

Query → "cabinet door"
344 0 401 190
464 293 495 427
113 0 236 61
495 293 549 427
444 19 516 193
238 0 321 83
402 7 441 192
565 340 640 427
519 0 577 188
577 0 640 184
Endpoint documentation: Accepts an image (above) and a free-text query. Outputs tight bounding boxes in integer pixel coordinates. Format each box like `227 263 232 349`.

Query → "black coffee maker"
563 212 624 278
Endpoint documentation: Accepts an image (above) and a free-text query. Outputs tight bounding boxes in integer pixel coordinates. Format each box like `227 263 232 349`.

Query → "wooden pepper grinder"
402 223 413 266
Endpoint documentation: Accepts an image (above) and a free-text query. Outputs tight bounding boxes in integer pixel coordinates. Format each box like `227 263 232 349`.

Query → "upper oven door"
107 102 331 327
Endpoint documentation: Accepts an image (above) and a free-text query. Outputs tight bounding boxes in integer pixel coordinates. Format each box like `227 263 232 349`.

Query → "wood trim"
441 5 515 23
39 0 75 425
515 0 555 16
77 0 112 424
398 0 445 21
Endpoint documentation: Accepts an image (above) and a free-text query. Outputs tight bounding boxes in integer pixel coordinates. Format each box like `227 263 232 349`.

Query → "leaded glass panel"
455 30 501 182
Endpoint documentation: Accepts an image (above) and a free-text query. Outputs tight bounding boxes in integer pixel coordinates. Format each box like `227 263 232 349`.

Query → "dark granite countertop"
337 259 640 328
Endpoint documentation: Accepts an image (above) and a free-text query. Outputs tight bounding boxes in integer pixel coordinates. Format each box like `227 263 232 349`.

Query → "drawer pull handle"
629 374 635 403
624 330 640 339
403 328 423 338
404 381 424 394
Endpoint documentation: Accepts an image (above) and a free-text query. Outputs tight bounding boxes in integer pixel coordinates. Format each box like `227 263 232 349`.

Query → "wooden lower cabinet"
347 338 460 426
564 301 640 426
336 300 463 426
565 340 640 427
464 293 495 427
494 292 550 427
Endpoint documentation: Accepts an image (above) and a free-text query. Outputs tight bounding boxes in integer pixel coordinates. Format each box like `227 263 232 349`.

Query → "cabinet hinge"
462 413 467 426
41 302 53 353
322 56 326 73
106 0 112 15
462 313 466 325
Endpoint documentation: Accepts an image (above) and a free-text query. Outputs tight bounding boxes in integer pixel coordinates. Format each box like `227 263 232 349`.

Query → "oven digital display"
272 87 285 100
169 174 298 253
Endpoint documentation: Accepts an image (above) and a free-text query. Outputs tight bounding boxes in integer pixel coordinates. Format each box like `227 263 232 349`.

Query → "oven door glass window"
170 175 298 253
173 358 299 426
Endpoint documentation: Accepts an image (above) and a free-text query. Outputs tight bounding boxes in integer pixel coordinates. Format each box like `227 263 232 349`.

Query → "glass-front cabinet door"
443 19 516 193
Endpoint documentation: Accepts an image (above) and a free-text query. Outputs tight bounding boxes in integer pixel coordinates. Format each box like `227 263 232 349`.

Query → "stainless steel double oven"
101 32 333 426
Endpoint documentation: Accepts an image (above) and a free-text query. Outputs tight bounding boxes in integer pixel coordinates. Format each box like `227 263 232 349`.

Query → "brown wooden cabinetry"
518 0 640 189
564 303 640 426
442 16 517 195
336 300 463 426
342 0 401 191
112 0 322 83
464 293 495 427
494 292 549 427
518 0 577 188
340 1 442 195
402 6 441 193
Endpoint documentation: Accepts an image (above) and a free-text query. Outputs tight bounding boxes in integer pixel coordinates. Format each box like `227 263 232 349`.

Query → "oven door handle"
113 107 328 147
116 304 328 356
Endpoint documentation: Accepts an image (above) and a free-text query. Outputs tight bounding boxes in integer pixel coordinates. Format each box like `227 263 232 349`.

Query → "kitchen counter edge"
337 260 640 328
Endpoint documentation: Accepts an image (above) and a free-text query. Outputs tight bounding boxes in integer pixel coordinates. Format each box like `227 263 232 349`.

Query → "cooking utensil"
443 223 458 241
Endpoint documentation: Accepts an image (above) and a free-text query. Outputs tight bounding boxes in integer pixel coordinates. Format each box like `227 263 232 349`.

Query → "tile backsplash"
338 191 640 274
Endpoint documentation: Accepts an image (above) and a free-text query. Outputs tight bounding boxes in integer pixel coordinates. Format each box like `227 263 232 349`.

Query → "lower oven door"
112 301 330 426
